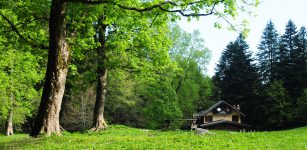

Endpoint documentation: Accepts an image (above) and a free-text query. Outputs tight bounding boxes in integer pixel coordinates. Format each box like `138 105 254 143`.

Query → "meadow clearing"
1 125 306 149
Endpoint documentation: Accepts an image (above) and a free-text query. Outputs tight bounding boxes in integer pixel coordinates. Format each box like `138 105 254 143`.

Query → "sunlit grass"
1 125 306 149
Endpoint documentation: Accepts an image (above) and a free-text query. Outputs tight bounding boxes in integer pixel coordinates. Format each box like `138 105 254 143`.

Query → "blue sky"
178 0 307 77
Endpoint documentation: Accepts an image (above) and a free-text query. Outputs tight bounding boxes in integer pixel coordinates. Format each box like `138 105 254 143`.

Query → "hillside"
1 125 306 149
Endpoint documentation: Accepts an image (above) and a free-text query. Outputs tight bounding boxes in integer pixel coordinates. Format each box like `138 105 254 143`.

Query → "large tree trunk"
30 0 68 137
5 108 13 136
91 19 108 131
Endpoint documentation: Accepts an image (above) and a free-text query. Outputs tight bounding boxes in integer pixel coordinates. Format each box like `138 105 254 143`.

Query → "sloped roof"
197 101 245 118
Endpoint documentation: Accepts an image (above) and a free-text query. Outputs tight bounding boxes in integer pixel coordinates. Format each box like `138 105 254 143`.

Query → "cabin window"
205 116 213 122
232 115 239 122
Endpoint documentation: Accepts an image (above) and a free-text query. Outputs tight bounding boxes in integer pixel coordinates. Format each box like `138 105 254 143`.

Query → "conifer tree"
278 20 299 105
213 34 260 125
296 89 307 126
262 81 292 130
291 27 307 102
257 20 280 83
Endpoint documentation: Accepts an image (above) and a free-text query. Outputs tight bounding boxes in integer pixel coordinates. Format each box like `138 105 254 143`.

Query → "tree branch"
65 0 109 4
213 8 237 31
66 0 222 17
0 13 49 50
158 6 215 17
149 13 159 28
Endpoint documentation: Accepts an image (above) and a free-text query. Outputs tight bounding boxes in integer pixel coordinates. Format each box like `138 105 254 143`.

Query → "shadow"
0 136 45 149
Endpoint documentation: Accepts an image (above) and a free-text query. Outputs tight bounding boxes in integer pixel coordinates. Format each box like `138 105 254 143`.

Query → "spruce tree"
257 20 280 83
278 20 298 105
213 34 260 125
292 27 307 99
263 81 292 130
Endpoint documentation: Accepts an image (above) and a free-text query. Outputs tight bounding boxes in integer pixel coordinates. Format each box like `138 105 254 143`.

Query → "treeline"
1 0 259 137
213 20 307 130
1 0 305 136
0 4 213 133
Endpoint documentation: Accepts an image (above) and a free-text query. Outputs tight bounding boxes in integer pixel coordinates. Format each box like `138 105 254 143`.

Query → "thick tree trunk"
30 0 68 137
6 108 13 136
91 19 108 131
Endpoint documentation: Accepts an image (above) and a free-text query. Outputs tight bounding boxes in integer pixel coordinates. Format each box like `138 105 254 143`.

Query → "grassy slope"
0 125 306 150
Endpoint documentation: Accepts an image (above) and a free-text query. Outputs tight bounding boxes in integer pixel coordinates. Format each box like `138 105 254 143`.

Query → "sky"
178 0 307 77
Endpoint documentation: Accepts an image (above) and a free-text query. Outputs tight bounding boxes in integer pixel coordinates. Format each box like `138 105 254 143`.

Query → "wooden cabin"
193 101 250 131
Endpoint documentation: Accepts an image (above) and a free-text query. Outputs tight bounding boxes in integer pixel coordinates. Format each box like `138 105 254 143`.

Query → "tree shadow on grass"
0 136 46 149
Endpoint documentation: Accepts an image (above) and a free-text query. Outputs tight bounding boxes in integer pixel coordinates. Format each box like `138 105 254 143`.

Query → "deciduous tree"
0 50 42 136
1 0 259 136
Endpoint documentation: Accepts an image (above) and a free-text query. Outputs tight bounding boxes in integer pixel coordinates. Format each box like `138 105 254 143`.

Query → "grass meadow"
1 125 306 149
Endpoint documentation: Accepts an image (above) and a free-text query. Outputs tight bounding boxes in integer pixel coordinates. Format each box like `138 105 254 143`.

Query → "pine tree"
213 34 260 125
257 20 280 83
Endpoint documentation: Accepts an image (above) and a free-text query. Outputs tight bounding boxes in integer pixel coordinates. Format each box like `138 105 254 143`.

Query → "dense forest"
0 0 306 137
213 20 307 130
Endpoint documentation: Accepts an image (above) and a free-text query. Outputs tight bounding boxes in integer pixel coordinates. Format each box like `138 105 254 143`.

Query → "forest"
213 20 307 130
0 0 306 139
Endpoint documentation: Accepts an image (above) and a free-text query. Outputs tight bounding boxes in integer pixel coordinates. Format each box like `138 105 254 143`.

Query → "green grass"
1 125 306 150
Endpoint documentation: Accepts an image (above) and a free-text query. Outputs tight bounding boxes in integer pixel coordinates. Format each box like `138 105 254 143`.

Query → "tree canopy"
0 0 277 136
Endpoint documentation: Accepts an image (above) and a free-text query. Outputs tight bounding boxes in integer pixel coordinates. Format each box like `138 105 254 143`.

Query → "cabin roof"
197 101 245 118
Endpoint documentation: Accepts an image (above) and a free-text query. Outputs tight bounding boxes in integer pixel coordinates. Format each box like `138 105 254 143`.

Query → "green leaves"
0 46 43 128
142 79 182 129
1 0 260 132
168 25 213 118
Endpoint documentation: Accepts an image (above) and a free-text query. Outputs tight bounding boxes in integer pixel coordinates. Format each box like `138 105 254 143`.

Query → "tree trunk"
6 60 14 136
91 19 108 131
5 108 13 136
30 0 68 137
